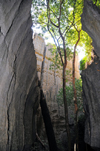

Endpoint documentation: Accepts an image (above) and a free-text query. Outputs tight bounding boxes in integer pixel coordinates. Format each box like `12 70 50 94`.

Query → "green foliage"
48 45 63 70
80 57 86 71
66 69 72 82
48 46 73 71
32 0 47 32
80 44 92 71
57 78 83 112
32 0 93 64
66 0 93 57
92 0 100 8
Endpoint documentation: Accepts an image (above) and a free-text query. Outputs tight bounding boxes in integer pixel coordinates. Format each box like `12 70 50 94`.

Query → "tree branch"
57 46 64 65
95 0 97 5
50 19 59 28
49 8 58 19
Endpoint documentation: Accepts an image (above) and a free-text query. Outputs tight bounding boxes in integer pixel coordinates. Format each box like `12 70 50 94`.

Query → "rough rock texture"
0 0 39 151
33 34 80 103
81 0 100 150
33 34 80 139
81 58 100 150
81 0 100 57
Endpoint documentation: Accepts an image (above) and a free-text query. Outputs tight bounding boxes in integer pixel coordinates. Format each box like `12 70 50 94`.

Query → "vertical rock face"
81 0 100 57
81 0 100 150
33 34 80 139
0 0 39 151
81 58 100 149
34 34 80 103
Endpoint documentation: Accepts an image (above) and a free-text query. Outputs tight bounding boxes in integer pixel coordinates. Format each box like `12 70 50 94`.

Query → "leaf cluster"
57 78 83 112
48 45 73 70
79 57 86 71
92 0 100 8
32 0 46 29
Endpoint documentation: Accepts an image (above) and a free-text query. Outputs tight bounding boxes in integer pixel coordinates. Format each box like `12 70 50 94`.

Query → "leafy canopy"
32 0 94 63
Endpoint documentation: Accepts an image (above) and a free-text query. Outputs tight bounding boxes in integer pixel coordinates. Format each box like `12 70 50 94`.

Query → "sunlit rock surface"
33 34 80 138
0 0 39 150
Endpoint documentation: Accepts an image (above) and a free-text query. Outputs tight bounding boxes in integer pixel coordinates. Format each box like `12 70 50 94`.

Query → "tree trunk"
73 49 78 151
46 1 71 150
72 30 81 151
40 88 58 151
63 64 71 151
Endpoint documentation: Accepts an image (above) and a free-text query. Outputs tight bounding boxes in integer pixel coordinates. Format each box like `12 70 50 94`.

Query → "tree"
45 1 82 150
45 1 78 150
72 29 81 151
32 0 96 151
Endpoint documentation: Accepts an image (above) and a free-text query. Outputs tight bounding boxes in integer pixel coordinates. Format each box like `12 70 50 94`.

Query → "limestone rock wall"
33 34 80 138
81 58 100 149
81 0 100 57
0 1 39 151
81 0 100 150
33 34 80 103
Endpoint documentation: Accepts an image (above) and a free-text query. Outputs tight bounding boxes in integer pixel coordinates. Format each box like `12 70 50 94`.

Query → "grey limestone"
0 0 39 150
